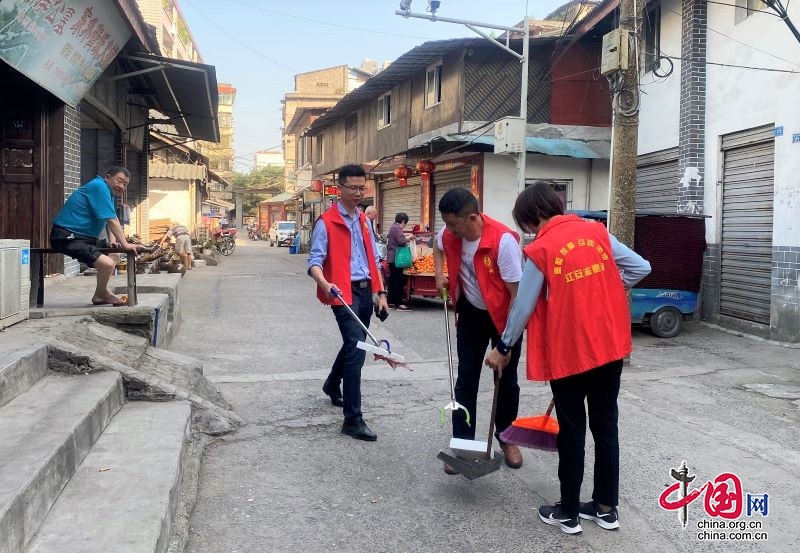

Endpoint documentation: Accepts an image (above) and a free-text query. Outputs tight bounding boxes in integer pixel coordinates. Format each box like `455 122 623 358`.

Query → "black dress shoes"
341 419 377 441
322 380 344 407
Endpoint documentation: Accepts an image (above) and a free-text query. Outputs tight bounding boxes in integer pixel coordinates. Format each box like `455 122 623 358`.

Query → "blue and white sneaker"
538 503 582 534
578 500 620 530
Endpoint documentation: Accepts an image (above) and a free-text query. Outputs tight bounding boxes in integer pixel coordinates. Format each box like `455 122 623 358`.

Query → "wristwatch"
377 290 388 297
495 338 513 356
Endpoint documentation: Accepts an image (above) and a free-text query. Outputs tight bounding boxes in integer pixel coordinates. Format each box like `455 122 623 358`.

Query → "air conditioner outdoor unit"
0 239 31 329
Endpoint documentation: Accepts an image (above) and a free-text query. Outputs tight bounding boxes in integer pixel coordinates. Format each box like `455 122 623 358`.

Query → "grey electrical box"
600 29 629 76
494 116 525 155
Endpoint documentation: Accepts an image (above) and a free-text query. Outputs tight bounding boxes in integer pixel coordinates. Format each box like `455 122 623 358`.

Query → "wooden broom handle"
545 398 555 417
485 371 501 456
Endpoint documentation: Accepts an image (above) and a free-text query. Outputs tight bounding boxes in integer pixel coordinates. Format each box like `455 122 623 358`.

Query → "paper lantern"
415 159 436 174
394 164 413 187
416 159 436 185
312 179 323 192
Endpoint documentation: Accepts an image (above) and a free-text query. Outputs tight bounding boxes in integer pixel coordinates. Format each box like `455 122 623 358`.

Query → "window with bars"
642 4 661 73
526 178 573 210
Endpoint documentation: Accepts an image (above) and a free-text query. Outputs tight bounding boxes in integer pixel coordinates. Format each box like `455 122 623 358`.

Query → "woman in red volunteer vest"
308 165 388 442
433 187 525 473
485 182 651 535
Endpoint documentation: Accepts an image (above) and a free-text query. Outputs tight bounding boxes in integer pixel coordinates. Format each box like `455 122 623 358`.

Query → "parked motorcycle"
212 226 237 256
248 225 260 240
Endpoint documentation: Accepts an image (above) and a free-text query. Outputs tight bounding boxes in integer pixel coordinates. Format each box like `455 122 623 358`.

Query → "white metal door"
381 176 421 228
432 166 472 232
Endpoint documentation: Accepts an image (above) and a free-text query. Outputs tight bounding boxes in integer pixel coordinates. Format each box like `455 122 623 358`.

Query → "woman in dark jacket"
387 212 411 310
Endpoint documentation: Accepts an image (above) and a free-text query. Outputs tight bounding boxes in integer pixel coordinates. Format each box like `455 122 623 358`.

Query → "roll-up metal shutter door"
719 124 774 325
432 166 472 232
381 176 421 229
636 147 679 213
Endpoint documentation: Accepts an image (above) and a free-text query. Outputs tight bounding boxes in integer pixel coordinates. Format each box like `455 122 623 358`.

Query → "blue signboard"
21 248 30 265
775 126 784 136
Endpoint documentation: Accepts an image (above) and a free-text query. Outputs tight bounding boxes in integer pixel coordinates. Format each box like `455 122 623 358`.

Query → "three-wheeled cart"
572 211 707 338
402 270 439 303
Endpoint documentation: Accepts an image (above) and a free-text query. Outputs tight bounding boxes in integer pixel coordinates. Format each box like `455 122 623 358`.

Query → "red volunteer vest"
316 204 382 305
523 214 631 381
442 215 519 333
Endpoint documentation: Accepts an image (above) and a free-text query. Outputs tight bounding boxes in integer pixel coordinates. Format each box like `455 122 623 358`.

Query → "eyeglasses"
340 184 368 194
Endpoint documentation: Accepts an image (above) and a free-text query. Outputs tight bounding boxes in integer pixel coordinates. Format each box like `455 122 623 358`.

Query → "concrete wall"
481 153 611 231
148 179 193 230
638 0 682 156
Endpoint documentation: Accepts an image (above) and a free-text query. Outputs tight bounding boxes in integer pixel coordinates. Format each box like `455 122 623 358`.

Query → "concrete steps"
26 401 191 553
0 346 48 409
1 343 193 553
0 371 124 553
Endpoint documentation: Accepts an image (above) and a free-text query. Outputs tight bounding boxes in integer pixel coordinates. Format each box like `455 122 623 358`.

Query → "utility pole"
607 0 643 248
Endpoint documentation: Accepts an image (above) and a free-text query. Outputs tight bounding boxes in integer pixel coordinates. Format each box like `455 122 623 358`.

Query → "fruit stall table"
402 270 439 303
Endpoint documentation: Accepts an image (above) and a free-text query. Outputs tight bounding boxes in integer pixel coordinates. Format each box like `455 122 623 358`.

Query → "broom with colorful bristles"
499 399 559 451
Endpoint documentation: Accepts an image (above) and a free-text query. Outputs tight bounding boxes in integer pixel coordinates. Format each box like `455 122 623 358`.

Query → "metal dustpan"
438 373 503 480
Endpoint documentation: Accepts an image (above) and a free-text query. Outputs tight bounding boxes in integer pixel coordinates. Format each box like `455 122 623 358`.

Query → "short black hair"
438 187 478 217
512 181 565 232
394 212 409 224
105 166 131 179
338 164 366 184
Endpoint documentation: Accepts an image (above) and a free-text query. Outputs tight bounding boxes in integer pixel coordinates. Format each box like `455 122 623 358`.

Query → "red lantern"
394 164 413 187
415 159 436 185
415 159 436 174
312 179 323 192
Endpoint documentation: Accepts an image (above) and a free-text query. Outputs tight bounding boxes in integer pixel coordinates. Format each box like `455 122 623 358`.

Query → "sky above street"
179 0 570 172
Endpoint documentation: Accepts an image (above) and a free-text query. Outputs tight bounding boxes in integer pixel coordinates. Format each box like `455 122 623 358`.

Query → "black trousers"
549 359 623 518
452 297 521 441
327 284 373 424
387 263 406 306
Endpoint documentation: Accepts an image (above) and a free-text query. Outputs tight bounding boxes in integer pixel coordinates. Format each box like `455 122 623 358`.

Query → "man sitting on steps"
49 166 143 306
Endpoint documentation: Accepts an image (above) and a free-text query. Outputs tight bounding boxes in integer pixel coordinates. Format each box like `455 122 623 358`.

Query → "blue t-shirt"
53 176 117 237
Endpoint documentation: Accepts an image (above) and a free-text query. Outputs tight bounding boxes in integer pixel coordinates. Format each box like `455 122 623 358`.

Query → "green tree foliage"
232 166 285 216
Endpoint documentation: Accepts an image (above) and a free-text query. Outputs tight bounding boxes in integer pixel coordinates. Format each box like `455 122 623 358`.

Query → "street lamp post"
396 4 530 198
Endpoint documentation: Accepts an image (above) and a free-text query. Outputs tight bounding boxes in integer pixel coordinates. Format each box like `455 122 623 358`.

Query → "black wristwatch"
496 338 513 356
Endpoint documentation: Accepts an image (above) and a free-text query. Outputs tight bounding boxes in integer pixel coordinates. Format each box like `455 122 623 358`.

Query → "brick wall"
63 105 81 277
294 66 347 96
677 0 706 215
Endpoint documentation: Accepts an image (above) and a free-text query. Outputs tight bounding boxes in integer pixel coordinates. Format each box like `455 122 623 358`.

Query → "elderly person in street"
169 222 193 271
49 166 142 306
386 212 411 310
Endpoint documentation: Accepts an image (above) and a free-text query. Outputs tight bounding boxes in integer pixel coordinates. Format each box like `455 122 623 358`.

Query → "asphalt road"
169 236 799 553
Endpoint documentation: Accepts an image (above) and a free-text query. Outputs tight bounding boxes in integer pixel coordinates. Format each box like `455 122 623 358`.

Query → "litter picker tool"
331 287 409 369
498 398 559 451
437 371 504 480
438 288 470 427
